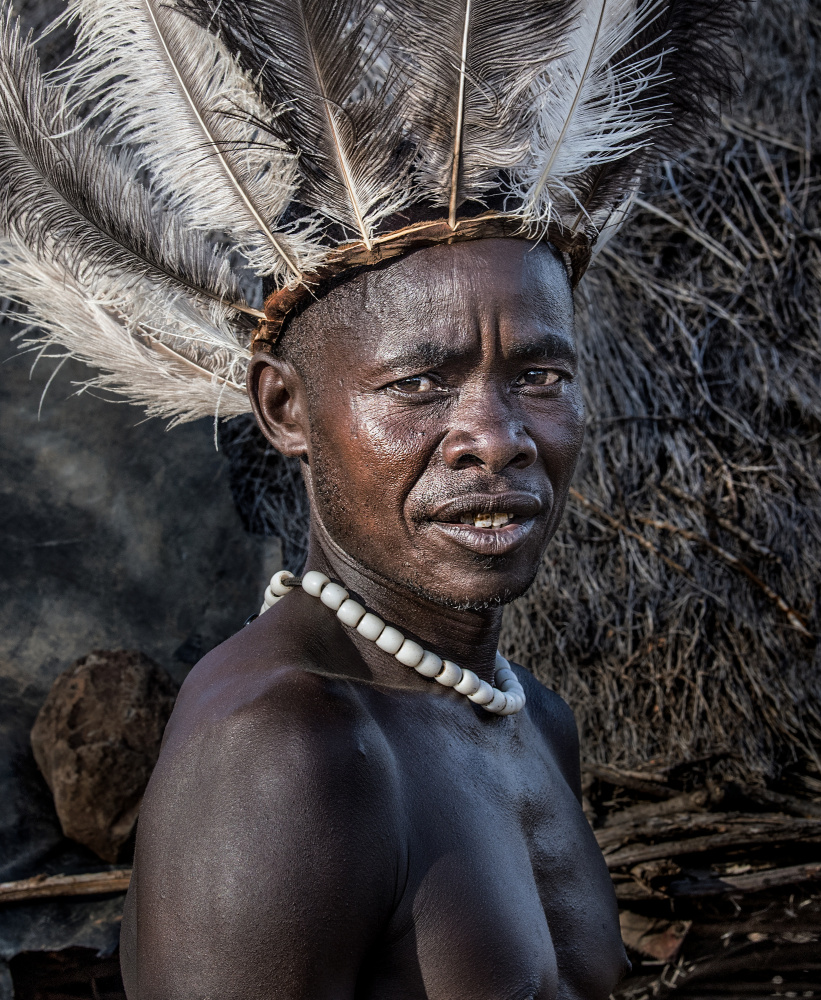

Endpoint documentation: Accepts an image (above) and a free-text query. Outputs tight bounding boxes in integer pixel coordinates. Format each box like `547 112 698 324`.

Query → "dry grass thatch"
222 0 821 783
500 0 821 781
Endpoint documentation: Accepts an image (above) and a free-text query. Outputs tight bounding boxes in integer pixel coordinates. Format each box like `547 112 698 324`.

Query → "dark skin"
121 239 628 1000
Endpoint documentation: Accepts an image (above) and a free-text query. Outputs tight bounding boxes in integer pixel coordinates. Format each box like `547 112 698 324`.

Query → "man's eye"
390 375 442 394
516 369 562 387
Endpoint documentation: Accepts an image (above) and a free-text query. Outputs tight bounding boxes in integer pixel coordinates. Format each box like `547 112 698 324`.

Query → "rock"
30 650 179 862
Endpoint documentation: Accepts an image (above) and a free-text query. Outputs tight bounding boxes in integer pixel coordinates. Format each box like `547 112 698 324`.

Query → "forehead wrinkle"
297 239 573 376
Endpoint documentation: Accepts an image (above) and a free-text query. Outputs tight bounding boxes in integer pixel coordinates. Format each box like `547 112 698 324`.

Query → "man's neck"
299 529 503 686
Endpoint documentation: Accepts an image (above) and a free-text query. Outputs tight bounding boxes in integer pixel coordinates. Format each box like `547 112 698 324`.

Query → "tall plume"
0 6 252 423
382 0 578 225
511 0 742 238
180 0 412 248
60 0 322 284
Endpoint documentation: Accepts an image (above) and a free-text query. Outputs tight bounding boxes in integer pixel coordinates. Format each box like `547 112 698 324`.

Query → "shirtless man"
121 238 629 999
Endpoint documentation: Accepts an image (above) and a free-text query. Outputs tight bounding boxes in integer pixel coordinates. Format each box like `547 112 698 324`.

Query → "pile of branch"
584 764 821 998
5 762 819 1000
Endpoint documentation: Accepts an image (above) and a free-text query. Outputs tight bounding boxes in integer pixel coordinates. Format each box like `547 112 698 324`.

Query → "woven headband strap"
251 213 593 353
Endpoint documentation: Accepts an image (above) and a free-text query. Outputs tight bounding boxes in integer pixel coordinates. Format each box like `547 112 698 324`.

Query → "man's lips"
429 492 543 524
425 492 543 556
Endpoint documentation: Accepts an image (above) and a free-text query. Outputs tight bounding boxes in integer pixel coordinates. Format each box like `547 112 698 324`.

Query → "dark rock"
30 651 179 863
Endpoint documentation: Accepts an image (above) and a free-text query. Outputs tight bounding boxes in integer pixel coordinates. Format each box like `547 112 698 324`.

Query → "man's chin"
401 569 537 612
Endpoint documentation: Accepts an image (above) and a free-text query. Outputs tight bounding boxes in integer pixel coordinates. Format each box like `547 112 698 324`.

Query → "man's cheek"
354 403 436 470
534 406 585 481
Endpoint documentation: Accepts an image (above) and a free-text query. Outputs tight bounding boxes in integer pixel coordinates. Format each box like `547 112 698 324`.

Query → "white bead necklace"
258 570 526 716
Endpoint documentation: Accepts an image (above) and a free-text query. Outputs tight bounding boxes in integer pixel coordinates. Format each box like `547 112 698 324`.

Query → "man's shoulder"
125 609 401 998
153 608 397 810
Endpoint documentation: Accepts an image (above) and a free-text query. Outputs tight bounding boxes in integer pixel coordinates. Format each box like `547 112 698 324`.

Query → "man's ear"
246 352 310 457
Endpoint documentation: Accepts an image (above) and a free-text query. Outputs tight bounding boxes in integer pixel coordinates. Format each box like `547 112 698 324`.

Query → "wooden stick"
568 489 694 581
669 861 821 897
0 869 132 903
583 763 679 800
604 817 821 869
660 483 784 565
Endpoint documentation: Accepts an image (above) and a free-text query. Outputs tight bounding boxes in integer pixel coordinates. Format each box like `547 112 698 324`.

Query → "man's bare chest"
359 711 627 1000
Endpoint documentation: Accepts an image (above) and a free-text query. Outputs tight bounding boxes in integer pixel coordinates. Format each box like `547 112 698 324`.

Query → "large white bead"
415 651 443 677
320 582 348 610
435 660 462 687
259 602 269 616
495 651 510 672
503 692 525 715
395 639 424 668
484 689 507 714
302 571 330 596
375 626 404 655
263 586 281 607
495 667 517 688
336 599 366 627
453 669 481 697
357 613 385 641
507 690 525 711
270 570 295 596
468 680 495 705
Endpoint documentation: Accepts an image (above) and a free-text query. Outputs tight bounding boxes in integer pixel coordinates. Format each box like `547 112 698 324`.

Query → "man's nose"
440 388 537 474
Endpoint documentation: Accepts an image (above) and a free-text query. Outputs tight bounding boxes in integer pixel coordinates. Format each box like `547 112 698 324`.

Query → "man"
120 238 629 999
1 0 738 995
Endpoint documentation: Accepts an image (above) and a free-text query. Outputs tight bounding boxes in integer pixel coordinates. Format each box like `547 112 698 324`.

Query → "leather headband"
251 213 592 353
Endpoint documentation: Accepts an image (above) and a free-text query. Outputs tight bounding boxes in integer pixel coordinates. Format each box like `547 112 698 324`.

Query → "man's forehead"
337 239 575 361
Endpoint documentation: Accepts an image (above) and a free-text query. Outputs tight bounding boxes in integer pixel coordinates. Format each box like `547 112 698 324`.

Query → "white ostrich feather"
383 0 577 223
511 0 671 232
0 5 253 422
178 0 416 248
62 0 324 283
0 0 741 424
2 236 251 424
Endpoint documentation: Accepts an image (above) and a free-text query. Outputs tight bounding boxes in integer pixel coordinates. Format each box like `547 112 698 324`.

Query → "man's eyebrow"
374 333 577 372
376 341 456 371
505 334 577 363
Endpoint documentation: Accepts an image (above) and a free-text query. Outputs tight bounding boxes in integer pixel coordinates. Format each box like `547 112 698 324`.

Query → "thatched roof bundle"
501 0 821 781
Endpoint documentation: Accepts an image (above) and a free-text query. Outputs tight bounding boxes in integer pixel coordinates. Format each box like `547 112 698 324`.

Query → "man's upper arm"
124 675 399 1000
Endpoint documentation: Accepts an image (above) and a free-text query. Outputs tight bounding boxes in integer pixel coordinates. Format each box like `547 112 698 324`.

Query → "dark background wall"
0 341 279 990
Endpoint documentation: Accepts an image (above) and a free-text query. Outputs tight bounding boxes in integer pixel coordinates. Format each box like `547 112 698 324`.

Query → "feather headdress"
0 0 740 422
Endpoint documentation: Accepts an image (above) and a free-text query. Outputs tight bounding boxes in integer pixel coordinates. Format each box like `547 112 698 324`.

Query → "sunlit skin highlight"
121 240 629 1000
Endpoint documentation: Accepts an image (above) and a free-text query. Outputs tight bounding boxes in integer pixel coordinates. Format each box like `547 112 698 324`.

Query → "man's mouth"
426 493 543 556
458 512 515 528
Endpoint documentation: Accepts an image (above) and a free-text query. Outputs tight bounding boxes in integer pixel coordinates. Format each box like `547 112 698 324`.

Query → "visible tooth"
474 513 493 528
492 513 511 527
460 514 474 525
